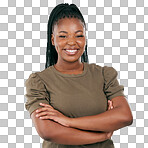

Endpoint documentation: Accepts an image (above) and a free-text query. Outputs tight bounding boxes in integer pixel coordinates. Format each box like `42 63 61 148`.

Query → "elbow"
37 127 56 142
31 111 57 142
126 115 133 126
123 112 133 126
38 128 59 142
38 130 52 141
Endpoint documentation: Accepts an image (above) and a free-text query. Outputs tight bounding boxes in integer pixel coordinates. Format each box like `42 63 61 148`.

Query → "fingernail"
36 114 38 117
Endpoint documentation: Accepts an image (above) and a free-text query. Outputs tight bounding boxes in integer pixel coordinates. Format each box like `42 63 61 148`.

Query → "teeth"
66 50 77 52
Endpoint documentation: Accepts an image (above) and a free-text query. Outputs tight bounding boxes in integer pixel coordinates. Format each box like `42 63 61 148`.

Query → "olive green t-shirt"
25 62 125 148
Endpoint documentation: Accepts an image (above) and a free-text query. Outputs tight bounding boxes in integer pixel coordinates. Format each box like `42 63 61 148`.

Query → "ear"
51 34 55 46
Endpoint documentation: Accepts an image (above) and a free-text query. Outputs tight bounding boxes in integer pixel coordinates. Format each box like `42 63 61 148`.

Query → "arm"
69 96 133 132
31 110 112 145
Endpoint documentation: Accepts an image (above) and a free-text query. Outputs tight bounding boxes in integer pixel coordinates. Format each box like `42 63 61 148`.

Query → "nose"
67 36 76 45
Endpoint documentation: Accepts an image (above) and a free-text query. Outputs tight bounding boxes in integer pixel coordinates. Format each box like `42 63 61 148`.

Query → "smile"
64 49 79 55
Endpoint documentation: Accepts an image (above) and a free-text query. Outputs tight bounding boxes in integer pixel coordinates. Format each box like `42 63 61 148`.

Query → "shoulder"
102 66 118 77
25 67 50 86
102 66 119 84
36 66 55 79
25 72 39 84
25 72 45 90
87 63 118 80
87 63 117 74
87 62 103 72
27 66 53 82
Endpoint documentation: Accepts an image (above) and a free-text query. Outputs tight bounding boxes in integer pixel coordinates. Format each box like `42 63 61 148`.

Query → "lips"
64 48 79 55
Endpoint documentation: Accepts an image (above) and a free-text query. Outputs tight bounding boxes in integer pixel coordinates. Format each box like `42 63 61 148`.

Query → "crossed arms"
31 96 133 145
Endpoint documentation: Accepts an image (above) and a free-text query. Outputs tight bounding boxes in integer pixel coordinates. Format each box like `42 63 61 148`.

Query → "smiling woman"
45 3 89 69
51 17 86 66
25 3 133 148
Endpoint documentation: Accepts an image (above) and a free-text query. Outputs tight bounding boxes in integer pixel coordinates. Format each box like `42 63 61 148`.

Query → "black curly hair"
45 3 89 69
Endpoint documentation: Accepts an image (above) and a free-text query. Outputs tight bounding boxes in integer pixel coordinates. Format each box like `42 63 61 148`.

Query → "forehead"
53 17 85 33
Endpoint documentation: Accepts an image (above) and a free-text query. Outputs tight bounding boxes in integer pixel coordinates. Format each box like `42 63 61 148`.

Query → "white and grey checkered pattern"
0 0 148 147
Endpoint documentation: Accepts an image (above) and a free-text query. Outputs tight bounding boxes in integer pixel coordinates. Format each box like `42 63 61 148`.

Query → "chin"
64 58 80 63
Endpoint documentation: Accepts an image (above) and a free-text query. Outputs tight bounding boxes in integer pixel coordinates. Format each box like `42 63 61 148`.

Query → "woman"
25 3 133 148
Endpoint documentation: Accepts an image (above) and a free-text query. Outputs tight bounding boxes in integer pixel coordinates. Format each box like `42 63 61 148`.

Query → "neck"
54 60 83 72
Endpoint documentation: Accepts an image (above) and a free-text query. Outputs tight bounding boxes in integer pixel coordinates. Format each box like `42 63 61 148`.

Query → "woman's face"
51 17 86 63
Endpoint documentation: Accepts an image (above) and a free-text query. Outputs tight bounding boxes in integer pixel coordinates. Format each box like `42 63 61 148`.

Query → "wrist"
68 117 74 128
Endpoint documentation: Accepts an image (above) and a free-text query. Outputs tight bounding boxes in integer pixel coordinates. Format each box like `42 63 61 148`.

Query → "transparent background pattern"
0 0 148 147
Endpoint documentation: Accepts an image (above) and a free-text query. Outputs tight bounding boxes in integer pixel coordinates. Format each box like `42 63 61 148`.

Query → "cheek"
55 38 67 48
76 38 86 47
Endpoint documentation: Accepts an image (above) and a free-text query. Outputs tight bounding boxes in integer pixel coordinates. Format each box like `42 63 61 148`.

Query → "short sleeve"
25 73 50 115
103 66 125 100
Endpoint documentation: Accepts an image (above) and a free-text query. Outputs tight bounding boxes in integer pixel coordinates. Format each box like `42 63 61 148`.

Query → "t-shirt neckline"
51 62 88 77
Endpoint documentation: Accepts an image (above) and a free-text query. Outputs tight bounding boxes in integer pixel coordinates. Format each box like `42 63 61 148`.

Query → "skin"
36 96 133 132
51 17 86 73
31 100 113 145
31 17 133 145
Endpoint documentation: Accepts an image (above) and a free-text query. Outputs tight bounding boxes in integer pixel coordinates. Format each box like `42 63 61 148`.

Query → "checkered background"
0 0 148 147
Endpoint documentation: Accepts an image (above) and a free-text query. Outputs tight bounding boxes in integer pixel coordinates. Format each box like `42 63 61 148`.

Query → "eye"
59 35 66 38
76 35 84 38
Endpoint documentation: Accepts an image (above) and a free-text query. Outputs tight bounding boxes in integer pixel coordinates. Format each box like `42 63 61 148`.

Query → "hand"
107 100 113 110
35 103 71 127
106 131 114 139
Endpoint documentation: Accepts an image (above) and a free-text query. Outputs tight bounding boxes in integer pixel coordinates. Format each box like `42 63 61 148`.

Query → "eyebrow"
59 30 83 34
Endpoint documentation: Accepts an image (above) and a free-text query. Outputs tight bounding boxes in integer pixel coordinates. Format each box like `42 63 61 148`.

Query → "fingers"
108 100 111 110
109 101 113 109
39 116 54 120
35 104 58 120
106 131 114 139
39 103 54 109
36 106 54 113
108 100 113 110
36 111 56 118
36 103 55 113
35 107 57 120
